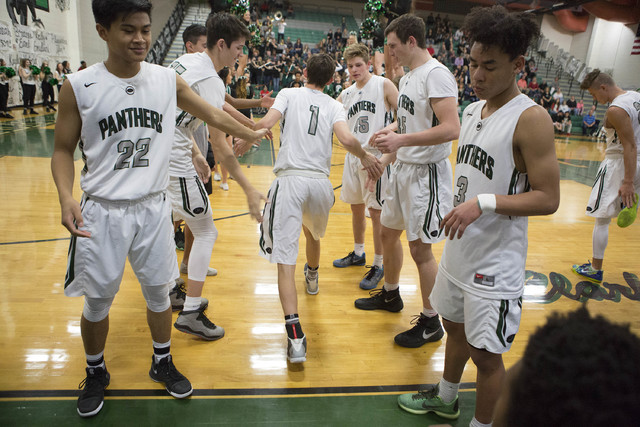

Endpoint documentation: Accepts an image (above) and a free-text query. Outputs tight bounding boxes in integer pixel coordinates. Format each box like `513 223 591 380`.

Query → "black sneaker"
149 355 193 398
354 287 403 312
77 366 110 417
394 313 445 348
169 280 208 312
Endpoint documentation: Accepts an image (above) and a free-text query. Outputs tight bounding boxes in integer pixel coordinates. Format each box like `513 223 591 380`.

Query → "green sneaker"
397 385 460 419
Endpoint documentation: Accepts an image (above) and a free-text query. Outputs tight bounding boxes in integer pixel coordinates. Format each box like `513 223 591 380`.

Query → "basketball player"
255 53 382 363
572 69 640 283
52 0 266 417
332 43 398 291
168 13 269 340
396 7 559 426
354 14 460 349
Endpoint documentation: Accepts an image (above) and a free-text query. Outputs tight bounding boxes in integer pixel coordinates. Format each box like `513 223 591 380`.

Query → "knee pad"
83 296 115 322
141 283 171 313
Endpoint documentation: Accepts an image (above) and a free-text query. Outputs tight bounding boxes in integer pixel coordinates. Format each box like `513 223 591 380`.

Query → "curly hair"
506 306 640 426
463 6 539 60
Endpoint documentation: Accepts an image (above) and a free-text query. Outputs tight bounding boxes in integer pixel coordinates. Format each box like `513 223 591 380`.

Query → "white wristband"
477 193 496 214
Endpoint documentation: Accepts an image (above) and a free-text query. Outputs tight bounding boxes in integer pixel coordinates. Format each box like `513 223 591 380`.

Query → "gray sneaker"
287 335 307 363
304 263 319 295
174 308 225 341
169 280 209 312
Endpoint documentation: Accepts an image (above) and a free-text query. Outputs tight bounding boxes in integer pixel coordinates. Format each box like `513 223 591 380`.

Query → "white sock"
373 254 383 267
183 296 201 312
354 243 365 257
438 378 459 404
383 281 399 291
469 417 492 427
422 308 438 318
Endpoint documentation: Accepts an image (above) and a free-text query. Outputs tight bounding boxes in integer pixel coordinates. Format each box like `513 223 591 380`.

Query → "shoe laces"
197 310 218 329
362 265 380 280
414 385 439 400
78 369 106 391
156 356 184 382
367 288 386 299
172 282 187 299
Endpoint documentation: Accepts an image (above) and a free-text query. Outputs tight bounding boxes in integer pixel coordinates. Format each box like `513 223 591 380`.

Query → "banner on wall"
0 20 12 52
14 24 34 57
33 29 52 57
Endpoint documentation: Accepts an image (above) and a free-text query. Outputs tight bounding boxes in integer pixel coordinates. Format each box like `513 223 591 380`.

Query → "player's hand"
252 121 273 141
260 93 275 108
246 188 267 222
440 198 482 240
618 181 636 208
193 153 210 184
60 197 91 238
373 128 403 154
250 128 269 145
234 138 260 157
360 152 383 182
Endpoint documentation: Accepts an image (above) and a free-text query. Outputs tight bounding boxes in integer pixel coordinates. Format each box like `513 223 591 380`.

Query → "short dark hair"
182 24 206 47
92 0 152 29
306 53 336 87
385 14 426 49
463 5 539 60
206 12 250 50
507 307 640 426
580 69 615 90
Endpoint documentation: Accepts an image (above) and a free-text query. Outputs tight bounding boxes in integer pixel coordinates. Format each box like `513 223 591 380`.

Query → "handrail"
146 0 187 64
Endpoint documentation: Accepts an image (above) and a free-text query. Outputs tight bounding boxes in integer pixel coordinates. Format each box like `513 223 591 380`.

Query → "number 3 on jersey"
454 175 468 206
114 138 150 170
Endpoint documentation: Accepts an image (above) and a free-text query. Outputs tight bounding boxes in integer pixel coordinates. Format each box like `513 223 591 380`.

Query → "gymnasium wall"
541 14 640 90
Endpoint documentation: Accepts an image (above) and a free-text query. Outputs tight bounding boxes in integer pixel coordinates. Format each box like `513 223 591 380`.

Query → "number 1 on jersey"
308 105 319 136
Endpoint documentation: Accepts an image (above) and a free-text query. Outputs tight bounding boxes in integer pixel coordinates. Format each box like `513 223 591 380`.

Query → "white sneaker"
304 263 318 295
220 183 229 191
213 172 221 181
180 263 218 276
287 335 307 363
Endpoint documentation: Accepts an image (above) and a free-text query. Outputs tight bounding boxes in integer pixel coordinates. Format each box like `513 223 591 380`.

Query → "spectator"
78 60 87 71
558 100 570 114
541 87 553 111
18 58 38 115
0 58 13 118
552 87 564 105
277 17 286 43
517 74 528 93
528 76 539 95
582 106 599 136
286 3 294 18
566 95 577 115
576 98 584 115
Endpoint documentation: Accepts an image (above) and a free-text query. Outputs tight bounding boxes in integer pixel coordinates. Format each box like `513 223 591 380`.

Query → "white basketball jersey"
605 91 640 156
396 59 457 164
340 75 393 153
68 62 177 201
440 94 537 300
272 87 346 176
168 52 224 177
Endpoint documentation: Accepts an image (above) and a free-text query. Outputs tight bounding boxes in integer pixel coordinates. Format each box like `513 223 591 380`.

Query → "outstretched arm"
334 120 383 181
176 75 267 144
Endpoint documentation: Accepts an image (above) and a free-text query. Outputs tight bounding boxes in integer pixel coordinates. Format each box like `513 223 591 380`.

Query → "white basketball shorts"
168 175 212 222
259 175 334 265
339 152 390 210
586 155 640 218
381 159 453 243
430 272 522 354
64 192 179 298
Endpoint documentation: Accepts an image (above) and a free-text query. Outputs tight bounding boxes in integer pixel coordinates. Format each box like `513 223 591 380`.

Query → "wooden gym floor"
0 107 638 426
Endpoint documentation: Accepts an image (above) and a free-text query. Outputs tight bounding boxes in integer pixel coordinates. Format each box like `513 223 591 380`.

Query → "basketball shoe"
354 287 403 312
333 251 366 267
359 265 384 290
304 263 319 295
149 355 192 398
397 384 460 419
169 280 209 311
572 261 603 284
174 307 225 341
77 366 110 417
394 314 444 348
